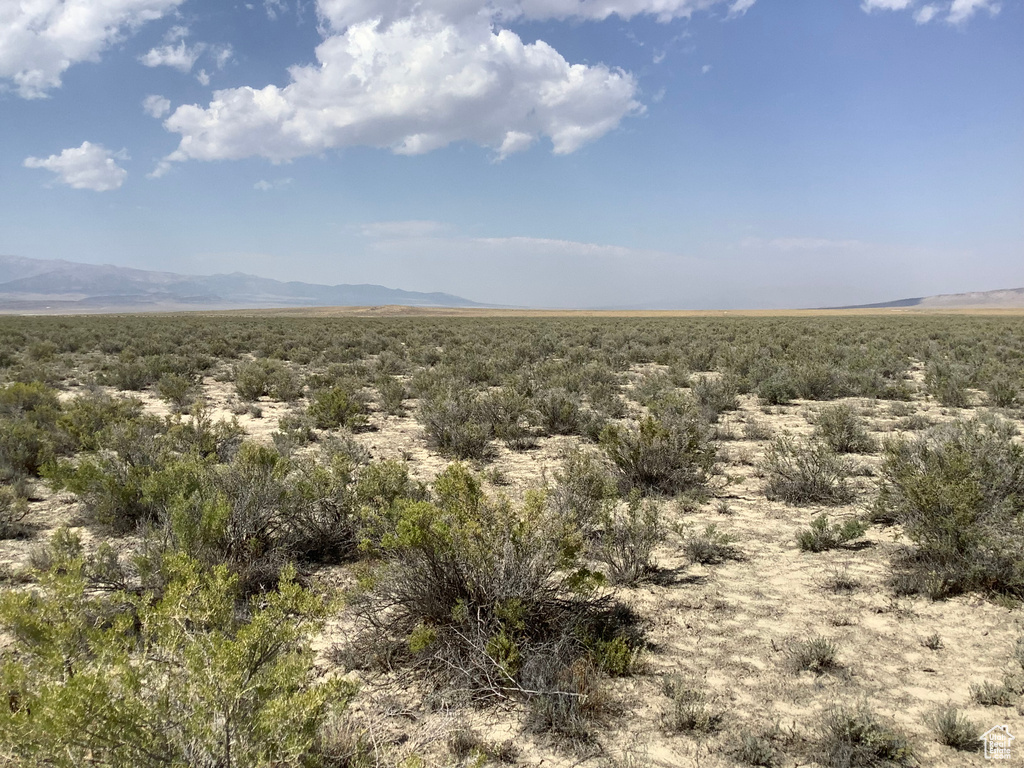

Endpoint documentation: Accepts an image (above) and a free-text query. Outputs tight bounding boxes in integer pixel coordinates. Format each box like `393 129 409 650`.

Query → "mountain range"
0 255 484 312
1 254 1021 313
834 287 1024 310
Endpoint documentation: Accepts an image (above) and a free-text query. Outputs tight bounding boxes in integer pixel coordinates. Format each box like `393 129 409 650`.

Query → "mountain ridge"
0 255 486 313
832 286 1024 310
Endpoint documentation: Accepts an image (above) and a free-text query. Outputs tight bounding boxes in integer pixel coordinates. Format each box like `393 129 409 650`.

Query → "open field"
1 312 1023 767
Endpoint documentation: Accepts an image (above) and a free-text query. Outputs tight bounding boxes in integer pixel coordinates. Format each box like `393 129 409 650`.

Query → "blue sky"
0 0 1021 308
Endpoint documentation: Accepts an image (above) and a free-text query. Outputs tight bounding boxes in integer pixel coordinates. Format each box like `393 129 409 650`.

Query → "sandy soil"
2 373 1022 768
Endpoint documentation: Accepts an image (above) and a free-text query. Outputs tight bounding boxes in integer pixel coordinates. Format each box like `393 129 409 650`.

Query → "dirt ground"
2 367 1022 768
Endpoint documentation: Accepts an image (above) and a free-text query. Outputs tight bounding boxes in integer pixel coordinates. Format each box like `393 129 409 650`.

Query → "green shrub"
760 437 854 505
925 360 971 407
57 389 143 452
376 374 407 415
757 373 798 405
813 403 876 454
308 385 368 430
536 388 584 436
481 387 536 450
797 514 867 552
157 372 198 409
691 375 739 423
0 552 353 768
987 375 1020 408
234 359 302 402
44 416 172 531
549 446 616 532
876 417 1024 597
600 415 716 496
0 485 29 539
594 492 662 585
354 463 625 724
417 387 493 460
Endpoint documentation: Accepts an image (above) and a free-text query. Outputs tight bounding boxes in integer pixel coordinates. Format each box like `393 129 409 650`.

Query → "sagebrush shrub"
876 417 1024 597
549 446 616 531
594 492 662 585
353 464 634 724
600 414 716 495
760 437 854 505
813 403 876 454
0 486 29 539
417 386 494 460
308 385 368 430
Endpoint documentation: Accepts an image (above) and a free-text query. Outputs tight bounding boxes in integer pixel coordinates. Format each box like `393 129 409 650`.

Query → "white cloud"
0 0 185 98
143 94 172 118
139 40 205 72
158 14 641 168
196 68 211 85
265 0 289 19
860 0 912 10
214 45 235 69
254 177 294 190
861 0 1000 23
728 0 756 16
947 0 999 23
317 0 737 29
701 64 712 74
24 141 128 191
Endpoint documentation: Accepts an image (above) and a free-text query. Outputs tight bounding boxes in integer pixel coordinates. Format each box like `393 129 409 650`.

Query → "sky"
0 0 1021 309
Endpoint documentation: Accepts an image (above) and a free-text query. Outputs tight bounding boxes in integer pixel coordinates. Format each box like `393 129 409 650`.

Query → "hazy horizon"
2 0 1021 310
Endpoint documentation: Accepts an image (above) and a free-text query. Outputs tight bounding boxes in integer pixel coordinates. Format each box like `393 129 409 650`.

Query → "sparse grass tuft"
925 704 981 751
784 636 841 675
819 706 914 767
797 515 867 553
661 675 722 734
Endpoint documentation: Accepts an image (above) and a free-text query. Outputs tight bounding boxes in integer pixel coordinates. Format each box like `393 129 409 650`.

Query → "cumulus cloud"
24 141 128 191
0 0 184 98
913 4 940 21
947 0 999 23
158 14 641 168
139 40 205 72
143 94 172 118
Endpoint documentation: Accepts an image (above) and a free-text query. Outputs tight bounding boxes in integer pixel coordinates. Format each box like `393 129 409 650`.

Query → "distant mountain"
834 287 1024 310
0 255 486 313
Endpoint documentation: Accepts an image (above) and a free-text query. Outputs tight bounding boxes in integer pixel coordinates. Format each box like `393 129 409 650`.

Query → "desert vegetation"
0 312 1022 766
